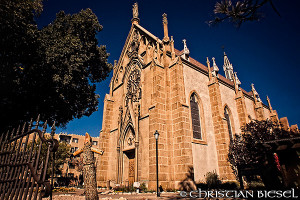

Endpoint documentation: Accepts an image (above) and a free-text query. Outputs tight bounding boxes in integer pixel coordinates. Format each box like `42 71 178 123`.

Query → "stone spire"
223 52 234 81
131 2 140 24
251 83 262 102
207 57 212 80
233 72 241 92
162 13 169 42
212 57 219 77
182 39 190 60
170 36 175 59
267 96 273 111
234 72 241 86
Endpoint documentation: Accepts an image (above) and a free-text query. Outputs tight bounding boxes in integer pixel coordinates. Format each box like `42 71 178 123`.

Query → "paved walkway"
50 193 183 200
47 189 187 200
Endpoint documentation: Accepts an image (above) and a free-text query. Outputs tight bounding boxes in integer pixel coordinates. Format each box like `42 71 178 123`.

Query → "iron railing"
0 116 58 200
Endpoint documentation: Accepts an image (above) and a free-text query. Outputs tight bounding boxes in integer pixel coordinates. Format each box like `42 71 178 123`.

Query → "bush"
53 187 76 193
166 188 177 192
205 172 221 189
247 181 265 190
114 185 135 193
196 182 208 190
220 181 239 190
139 182 147 193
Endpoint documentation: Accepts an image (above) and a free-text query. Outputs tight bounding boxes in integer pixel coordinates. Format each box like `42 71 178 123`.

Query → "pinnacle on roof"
131 2 140 24
223 52 233 69
212 57 219 77
234 72 241 86
181 39 190 61
207 57 212 80
234 72 241 88
251 83 262 102
267 96 273 111
223 52 234 81
162 13 169 42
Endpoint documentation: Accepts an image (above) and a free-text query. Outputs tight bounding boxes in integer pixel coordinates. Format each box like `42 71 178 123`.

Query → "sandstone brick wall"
244 96 257 120
96 20 277 189
182 63 219 182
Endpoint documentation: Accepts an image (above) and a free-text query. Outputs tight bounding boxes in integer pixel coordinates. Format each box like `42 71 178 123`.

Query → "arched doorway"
123 149 135 186
118 125 136 186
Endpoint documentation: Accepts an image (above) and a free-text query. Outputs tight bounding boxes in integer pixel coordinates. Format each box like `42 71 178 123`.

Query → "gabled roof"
174 49 254 98
119 23 254 99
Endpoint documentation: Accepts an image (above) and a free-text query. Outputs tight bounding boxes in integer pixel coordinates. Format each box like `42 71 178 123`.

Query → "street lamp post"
154 130 160 197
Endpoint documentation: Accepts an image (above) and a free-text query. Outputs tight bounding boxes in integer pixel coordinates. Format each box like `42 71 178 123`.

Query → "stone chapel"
96 3 295 189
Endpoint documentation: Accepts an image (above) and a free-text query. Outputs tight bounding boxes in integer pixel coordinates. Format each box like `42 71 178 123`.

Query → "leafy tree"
0 0 112 132
228 119 296 188
209 0 281 27
31 137 71 176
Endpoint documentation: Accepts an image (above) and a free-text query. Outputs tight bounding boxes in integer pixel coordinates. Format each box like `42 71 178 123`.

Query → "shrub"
205 172 221 189
139 183 147 192
114 185 135 193
247 181 265 190
166 188 177 192
220 181 239 190
53 187 75 193
196 182 208 190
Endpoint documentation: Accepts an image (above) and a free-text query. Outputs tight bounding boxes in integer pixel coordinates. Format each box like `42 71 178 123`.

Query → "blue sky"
38 0 300 137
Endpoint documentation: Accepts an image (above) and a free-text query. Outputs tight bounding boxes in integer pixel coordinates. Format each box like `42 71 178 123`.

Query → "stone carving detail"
118 106 123 126
125 68 141 106
132 2 139 18
127 30 139 58
127 136 134 146
134 104 140 118
124 128 135 150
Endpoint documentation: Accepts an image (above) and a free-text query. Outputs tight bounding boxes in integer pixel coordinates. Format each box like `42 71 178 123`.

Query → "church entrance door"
124 149 135 186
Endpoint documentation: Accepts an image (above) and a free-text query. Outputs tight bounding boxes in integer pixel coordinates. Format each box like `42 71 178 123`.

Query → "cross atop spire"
131 2 140 24
223 52 234 81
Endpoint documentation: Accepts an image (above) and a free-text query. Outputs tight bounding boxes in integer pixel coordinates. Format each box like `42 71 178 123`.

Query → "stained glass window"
190 93 202 140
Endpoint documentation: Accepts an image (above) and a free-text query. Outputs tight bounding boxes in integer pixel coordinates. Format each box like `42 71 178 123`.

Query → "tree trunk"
82 143 98 200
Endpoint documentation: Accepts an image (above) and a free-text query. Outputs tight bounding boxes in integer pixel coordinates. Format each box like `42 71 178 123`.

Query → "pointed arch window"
224 107 233 140
190 93 202 140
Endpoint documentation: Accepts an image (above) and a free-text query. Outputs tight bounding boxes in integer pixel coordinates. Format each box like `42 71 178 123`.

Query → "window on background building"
92 141 98 146
72 138 78 143
224 107 233 140
190 93 202 140
70 148 74 153
59 135 71 144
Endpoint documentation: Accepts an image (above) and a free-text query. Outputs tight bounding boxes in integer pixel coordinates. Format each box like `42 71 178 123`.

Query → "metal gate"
0 116 58 199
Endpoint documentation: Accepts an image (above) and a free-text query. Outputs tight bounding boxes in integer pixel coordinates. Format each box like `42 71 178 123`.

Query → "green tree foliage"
0 0 112 131
209 0 281 27
32 138 71 176
228 120 293 170
228 120 298 188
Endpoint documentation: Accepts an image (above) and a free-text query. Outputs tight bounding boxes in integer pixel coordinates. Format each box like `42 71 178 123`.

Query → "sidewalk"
48 189 186 200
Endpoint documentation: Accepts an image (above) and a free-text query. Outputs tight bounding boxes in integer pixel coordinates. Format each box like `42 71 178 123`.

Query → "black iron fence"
0 116 58 200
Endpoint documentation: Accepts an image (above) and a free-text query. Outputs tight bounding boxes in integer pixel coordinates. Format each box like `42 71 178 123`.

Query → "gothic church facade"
97 3 286 189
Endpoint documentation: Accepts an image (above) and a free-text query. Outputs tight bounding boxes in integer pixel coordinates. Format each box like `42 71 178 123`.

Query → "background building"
97 3 297 189
57 133 99 179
